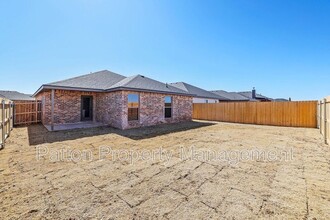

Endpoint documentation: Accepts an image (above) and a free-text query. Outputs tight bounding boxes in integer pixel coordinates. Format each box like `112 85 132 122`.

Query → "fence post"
0 99 2 149
317 101 321 129
324 98 328 145
2 100 5 149
319 100 322 134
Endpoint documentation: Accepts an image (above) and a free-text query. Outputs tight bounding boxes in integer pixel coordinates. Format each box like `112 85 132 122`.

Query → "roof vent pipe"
252 87 256 99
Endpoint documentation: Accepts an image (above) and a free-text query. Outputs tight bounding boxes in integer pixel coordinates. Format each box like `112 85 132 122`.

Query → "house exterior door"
81 96 93 121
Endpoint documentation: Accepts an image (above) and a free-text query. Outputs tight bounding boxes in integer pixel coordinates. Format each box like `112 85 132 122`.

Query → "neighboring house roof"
238 91 271 101
273 98 289 102
170 82 229 100
0 91 35 101
33 70 191 96
211 90 250 101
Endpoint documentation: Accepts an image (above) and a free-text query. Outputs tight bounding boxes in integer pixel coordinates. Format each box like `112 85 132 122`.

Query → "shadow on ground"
27 121 215 145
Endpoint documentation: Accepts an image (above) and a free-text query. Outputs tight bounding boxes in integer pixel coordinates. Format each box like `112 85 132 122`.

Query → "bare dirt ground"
0 121 329 219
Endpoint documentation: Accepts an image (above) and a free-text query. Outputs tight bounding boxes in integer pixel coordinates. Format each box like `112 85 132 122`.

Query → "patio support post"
51 89 55 131
35 100 38 124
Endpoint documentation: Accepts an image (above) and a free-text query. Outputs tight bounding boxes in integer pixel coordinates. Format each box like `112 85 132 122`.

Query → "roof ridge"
46 71 97 85
0 90 21 93
166 84 189 94
169 82 189 92
46 70 123 85
108 75 189 95
109 74 140 89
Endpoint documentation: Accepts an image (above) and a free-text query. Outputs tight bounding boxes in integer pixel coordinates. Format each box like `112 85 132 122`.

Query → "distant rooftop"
211 90 250 101
238 91 272 101
211 88 273 101
170 82 229 100
0 91 35 101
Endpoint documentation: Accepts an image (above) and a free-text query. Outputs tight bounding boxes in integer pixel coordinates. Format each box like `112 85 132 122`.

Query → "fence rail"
193 101 317 128
318 97 330 145
13 100 42 125
0 98 14 149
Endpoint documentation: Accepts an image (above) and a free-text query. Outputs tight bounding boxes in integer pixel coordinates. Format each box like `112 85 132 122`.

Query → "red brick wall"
95 91 125 129
36 89 192 130
36 90 97 125
121 91 192 129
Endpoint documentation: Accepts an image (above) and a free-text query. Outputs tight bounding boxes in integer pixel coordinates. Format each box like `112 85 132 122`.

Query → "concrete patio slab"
44 121 105 131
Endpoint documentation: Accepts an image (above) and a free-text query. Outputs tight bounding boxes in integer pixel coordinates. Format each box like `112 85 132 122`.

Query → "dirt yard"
0 121 329 219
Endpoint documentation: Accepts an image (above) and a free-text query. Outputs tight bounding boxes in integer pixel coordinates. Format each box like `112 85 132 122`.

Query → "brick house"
33 70 193 130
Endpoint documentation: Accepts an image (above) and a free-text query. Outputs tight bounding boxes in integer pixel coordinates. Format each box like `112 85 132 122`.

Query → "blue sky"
0 0 329 100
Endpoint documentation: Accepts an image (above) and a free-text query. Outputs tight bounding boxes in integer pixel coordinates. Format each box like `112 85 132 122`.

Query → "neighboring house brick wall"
193 97 219 103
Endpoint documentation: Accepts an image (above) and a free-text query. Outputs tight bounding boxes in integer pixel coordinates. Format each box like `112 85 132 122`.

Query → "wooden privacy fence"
193 101 317 128
0 98 14 149
13 100 42 125
318 96 330 145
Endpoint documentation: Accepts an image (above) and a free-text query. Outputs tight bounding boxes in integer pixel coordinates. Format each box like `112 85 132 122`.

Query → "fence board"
319 96 330 144
0 98 13 149
13 100 42 125
193 101 317 128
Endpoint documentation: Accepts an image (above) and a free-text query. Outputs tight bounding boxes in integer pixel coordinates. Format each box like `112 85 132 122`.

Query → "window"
128 94 139 121
164 96 172 118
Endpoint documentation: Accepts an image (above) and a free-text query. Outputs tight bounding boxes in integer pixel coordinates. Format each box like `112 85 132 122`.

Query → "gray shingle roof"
0 91 35 101
273 98 288 102
46 70 126 90
211 90 250 101
35 70 191 96
170 82 229 100
108 75 189 95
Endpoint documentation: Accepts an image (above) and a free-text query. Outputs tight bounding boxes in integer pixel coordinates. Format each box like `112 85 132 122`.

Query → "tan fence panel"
193 101 317 128
0 98 14 149
13 100 42 126
324 97 330 144
320 100 324 135
318 97 330 144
